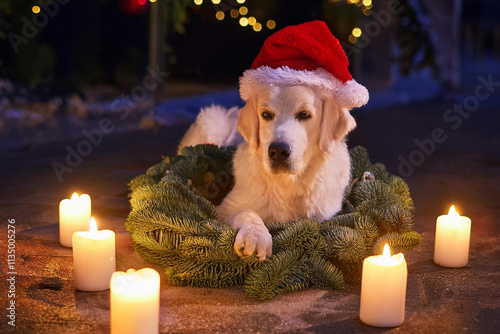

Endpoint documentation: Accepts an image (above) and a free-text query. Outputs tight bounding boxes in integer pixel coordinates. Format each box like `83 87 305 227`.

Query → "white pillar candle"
72 218 116 291
359 244 407 327
434 205 471 268
110 268 160 334
59 192 91 247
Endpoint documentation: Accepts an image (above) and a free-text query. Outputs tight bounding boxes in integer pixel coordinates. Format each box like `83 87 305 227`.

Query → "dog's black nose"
268 142 291 162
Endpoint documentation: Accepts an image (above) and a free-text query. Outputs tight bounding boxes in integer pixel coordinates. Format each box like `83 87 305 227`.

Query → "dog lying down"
178 83 366 261
178 21 369 261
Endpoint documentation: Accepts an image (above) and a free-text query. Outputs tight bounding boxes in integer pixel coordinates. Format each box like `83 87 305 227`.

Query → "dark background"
2 0 497 97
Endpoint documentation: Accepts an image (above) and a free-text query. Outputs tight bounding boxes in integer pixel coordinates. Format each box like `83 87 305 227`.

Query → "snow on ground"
0 83 243 151
1 55 499 152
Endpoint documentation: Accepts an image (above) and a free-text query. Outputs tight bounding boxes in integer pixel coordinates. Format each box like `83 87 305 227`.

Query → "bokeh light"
216 11 224 20
248 17 256 26
32 6 41 13
230 9 239 18
266 20 276 29
253 23 262 32
239 17 248 27
239 6 248 15
352 27 362 37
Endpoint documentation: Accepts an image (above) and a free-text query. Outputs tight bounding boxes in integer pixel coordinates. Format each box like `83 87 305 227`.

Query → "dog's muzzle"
268 142 292 173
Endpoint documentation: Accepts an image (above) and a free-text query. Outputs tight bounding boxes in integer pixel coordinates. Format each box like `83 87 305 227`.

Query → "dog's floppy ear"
319 97 356 153
238 98 260 151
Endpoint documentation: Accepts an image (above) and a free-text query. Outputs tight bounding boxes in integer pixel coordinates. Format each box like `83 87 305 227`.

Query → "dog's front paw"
233 212 272 261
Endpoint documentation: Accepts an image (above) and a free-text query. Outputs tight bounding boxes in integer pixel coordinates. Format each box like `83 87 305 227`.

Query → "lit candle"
59 192 91 247
359 244 407 327
434 205 471 268
72 217 116 291
110 268 160 334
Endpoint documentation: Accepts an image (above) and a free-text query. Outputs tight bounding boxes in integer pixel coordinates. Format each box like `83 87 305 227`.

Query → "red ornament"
119 0 148 15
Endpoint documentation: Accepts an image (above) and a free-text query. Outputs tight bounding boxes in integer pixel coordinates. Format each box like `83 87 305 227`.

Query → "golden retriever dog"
178 21 369 261
179 83 360 261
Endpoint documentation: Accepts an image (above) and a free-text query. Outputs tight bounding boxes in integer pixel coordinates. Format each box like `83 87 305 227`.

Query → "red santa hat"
240 20 369 109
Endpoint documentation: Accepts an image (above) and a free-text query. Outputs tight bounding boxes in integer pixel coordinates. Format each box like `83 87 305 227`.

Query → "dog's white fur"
179 85 356 261
178 105 242 152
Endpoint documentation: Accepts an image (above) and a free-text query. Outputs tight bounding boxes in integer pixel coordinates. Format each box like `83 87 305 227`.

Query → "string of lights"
194 0 276 32
345 0 373 43
29 0 276 32
29 0 365 38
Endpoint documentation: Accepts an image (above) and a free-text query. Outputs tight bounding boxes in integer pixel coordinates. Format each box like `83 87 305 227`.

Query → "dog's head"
238 84 356 175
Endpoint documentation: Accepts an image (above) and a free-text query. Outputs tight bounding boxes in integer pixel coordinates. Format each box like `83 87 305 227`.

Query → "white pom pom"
335 80 369 109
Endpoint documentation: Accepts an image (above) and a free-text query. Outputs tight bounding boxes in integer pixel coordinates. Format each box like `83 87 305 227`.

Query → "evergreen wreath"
125 144 420 301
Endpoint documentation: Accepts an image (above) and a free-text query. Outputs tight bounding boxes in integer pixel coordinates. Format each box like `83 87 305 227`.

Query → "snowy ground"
1 55 499 153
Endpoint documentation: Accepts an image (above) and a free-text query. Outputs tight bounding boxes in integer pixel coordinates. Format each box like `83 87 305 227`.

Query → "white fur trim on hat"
239 66 369 109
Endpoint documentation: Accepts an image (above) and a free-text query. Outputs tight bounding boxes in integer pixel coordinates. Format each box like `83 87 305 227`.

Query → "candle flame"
448 205 460 218
89 217 98 233
382 243 391 258
71 192 79 201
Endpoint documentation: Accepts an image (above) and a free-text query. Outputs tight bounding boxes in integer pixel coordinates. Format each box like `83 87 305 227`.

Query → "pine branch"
244 249 310 301
390 176 414 209
370 163 389 182
323 226 366 263
305 256 344 290
322 212 359 230
272 219 326 255
373 231 421 255
349 146 372 180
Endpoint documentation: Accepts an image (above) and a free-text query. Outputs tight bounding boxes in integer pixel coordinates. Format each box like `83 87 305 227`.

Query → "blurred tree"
422 0 463 89
0 0 150 93
0 1 13 41
323 0 436 82
395 0 437 77
0 0 58 87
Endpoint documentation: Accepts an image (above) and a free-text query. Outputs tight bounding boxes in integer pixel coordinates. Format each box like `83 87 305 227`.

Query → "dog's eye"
261 111 273 120
297 110 311 120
